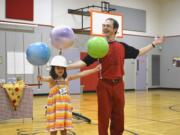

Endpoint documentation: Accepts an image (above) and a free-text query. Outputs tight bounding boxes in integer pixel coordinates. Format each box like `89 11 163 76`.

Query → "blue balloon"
26 42 51 66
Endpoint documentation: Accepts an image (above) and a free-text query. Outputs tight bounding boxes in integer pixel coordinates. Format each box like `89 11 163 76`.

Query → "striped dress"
47 84 72 132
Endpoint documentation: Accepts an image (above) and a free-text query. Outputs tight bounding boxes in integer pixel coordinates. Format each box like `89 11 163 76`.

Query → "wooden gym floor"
0 90 180 135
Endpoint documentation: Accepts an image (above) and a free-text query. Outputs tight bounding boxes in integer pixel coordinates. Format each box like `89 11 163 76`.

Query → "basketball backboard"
90 11 123 38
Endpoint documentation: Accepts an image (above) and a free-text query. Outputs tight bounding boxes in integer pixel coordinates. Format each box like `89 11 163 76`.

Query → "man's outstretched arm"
139 36 165 56
67 55 97 70
67 60 87 70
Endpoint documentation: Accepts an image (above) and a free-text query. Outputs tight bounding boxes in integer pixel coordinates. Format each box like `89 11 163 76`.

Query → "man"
67 18 164 135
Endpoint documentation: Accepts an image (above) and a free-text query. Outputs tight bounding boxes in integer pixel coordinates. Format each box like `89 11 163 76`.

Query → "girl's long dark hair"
49 66 67 80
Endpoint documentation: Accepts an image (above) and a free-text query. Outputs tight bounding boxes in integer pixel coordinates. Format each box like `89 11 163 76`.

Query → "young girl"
37 55 100 135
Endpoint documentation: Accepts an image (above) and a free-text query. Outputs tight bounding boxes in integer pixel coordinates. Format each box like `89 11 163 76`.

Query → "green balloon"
87 37 109 58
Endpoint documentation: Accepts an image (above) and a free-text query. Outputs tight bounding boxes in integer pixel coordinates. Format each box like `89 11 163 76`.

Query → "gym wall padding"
6 0 33 21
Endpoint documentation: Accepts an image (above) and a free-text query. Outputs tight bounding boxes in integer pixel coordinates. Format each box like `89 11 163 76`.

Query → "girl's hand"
95 64 102 71
37 75 42 81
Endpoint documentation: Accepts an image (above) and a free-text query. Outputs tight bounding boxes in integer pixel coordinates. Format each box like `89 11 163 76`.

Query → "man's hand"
152 36 165 46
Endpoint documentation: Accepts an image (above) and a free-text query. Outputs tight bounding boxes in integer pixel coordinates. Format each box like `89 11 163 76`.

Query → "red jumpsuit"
97 41 125 135
83 41 139 135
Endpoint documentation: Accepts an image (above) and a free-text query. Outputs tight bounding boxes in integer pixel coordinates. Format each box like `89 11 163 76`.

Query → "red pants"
97 79 125 135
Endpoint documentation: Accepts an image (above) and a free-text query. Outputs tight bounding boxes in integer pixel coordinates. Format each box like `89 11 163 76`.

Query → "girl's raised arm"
37 75 52 83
